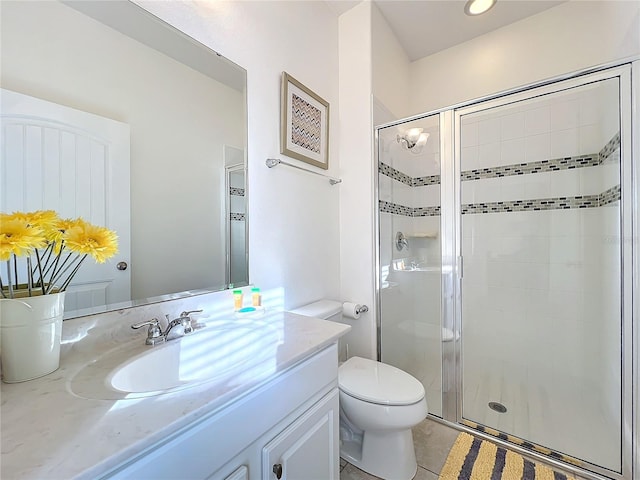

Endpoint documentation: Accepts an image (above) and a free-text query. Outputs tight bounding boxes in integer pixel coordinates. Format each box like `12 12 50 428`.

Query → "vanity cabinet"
102 344 339 480
261 389 338 480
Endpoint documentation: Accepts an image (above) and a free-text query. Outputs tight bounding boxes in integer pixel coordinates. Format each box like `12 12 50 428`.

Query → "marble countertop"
0 306 350 480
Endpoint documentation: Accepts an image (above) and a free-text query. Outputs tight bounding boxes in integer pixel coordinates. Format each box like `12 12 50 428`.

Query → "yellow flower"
64 221 118 263
0 216 47 261
46 217 84 254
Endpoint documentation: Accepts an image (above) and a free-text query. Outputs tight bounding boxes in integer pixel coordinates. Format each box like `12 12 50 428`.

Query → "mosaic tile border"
379 162 412 186
230 213 245 221
381 185 621 216
380 132 620 185
379 200 441 217
379 132 621 216
230 187 245 196
460 154 598 181
378 162 440 187
599 131 620 162
381 185 620 217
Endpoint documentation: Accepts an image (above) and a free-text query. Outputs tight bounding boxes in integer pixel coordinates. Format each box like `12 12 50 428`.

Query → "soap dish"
235 306 266 318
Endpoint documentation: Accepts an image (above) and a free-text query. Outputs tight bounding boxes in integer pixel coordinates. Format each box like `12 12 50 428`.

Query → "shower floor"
461 363 620 474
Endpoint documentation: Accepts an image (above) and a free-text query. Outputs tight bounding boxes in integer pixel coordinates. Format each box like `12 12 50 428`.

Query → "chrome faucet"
131 310 203 345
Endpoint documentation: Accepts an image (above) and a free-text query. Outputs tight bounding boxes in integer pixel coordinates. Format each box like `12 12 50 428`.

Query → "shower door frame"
447 64 633 480
374 58 639 480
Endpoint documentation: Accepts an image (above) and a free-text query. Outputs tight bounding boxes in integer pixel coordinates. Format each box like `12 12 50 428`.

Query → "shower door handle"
458 255 464 279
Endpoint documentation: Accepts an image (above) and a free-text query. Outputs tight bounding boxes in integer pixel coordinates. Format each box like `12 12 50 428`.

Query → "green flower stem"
32 244 53 284
34 248 47 295
12 255 18 289
6 259 14 298
46 253 85 294
26 257 33 296
41 243 63 285
0 276 7 298
58 254 88 292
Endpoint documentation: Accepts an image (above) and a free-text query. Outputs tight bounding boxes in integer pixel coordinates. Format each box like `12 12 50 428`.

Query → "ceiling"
326 0 566 61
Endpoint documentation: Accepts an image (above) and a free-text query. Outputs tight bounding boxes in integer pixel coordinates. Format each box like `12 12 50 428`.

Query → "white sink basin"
69 318 280 399
107 324 257 393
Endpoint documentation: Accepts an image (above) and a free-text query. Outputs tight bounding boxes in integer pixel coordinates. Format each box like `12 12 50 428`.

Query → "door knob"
272 463 283 479
117 261 128 271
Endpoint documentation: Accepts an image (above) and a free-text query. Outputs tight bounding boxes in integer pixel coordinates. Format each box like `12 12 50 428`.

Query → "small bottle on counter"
233 289 243 310
251 287 262 307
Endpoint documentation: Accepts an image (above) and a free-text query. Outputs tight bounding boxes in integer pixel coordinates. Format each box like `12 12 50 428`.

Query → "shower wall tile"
460 145 479 171
522 173 549 200
500 138 526 165
414 184 440 208
478 117 501 145
550 128 579 159
601 163 620 191
579 166 602 194
395 184 415 209
500 176 527 201
548 169 581 198
378 174 393 202
550 99 580 131
478 142 501 168
524 106 551 136
578 124 602 154
524 133 551 162
500 112 525 140
461 121 479 148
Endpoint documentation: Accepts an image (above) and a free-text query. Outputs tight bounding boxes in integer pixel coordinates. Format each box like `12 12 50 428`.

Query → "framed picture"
280 72 329 170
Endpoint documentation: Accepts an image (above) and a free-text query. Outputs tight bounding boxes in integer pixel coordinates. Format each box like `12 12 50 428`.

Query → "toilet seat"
339 356 425 406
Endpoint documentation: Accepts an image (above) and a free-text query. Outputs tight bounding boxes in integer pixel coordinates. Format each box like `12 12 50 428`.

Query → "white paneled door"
1 88 130 313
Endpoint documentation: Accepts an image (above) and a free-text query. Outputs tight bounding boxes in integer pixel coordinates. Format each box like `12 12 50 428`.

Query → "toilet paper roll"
342 302 362 320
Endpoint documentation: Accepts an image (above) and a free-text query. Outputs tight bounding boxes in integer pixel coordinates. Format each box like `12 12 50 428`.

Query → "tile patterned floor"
339 418 589 480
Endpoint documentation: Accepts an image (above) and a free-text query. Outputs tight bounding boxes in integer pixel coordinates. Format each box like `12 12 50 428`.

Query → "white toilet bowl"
289 300 428 480
338 356 428 480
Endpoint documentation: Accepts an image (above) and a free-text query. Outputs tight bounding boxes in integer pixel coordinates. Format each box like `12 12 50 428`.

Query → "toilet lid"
338 356 425 406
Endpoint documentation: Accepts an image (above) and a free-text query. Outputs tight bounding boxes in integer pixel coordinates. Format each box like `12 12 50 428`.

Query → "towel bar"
266 158 342 185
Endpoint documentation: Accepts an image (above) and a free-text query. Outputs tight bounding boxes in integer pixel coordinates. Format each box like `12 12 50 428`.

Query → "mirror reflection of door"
224 146 247 287
1 88 131 312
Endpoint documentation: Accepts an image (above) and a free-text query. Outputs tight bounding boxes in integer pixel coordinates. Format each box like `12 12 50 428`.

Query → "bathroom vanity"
0 295 350 479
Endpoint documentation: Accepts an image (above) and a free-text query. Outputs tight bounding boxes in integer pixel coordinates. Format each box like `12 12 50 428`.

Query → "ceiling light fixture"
464 0 497 16
397 128 429 154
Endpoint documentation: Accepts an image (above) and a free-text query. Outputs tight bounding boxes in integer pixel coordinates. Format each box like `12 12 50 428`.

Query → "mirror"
0 0 248 318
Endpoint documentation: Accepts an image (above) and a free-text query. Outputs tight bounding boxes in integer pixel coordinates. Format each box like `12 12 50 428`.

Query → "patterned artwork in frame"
280 72 329 170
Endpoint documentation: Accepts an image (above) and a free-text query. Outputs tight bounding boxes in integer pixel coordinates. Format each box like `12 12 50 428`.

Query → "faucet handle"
131 318 165 345
179 310 202 334
131 318 160 330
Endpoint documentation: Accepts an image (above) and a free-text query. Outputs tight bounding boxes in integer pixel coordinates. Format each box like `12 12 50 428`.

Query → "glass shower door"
377 113 444 416
457 73 625 473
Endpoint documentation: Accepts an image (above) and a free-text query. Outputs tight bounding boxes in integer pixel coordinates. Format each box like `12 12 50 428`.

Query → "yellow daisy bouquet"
0 210 118 298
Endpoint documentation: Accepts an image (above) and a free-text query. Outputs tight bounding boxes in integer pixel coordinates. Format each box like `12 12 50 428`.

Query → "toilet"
290 300 428 480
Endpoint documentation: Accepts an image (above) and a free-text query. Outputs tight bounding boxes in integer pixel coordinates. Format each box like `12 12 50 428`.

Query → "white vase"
0 291 65 383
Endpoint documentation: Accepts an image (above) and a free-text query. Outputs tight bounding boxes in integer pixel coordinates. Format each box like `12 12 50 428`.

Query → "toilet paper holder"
355 305 369 315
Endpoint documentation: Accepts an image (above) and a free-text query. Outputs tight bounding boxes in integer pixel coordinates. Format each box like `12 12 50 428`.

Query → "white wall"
408 0 640 114
135 1 342 309
371 3 410 120
338 2 377 359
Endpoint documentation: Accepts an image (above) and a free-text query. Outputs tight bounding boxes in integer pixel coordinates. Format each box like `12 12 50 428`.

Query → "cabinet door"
224 466 248 480
262 389 339 480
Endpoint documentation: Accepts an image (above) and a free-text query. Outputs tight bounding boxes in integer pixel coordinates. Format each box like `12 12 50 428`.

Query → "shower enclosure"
375 64 635 479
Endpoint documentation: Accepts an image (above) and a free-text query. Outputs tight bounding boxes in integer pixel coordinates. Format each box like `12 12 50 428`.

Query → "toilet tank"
290 300 343 323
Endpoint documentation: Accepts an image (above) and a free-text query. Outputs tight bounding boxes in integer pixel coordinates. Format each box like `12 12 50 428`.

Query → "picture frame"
280 72 329 170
